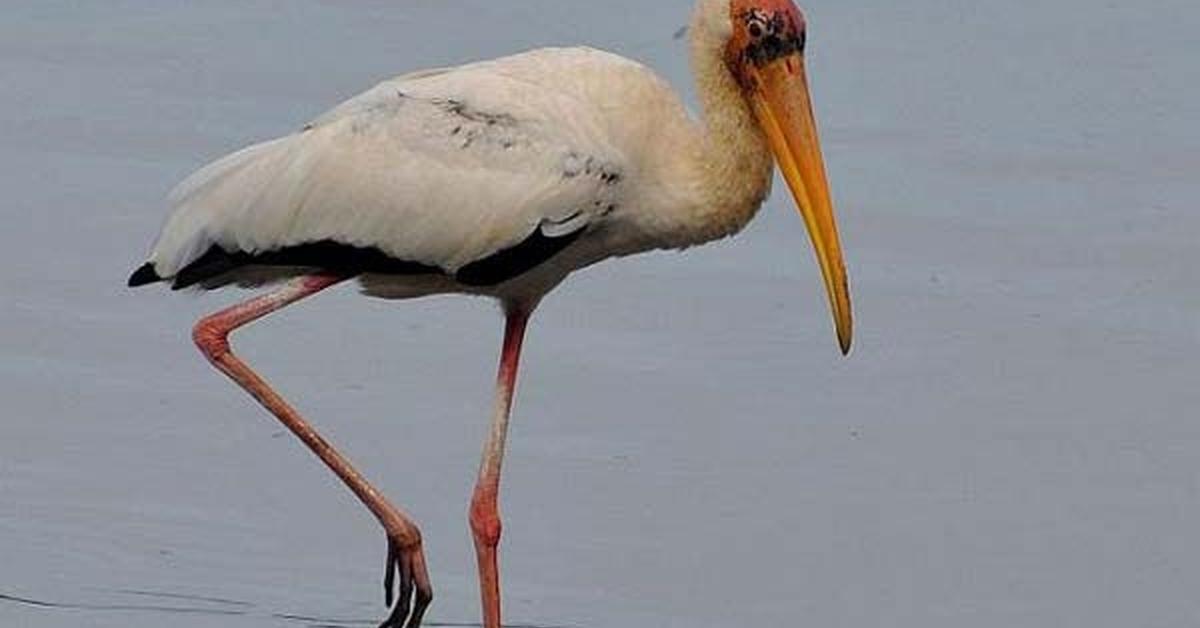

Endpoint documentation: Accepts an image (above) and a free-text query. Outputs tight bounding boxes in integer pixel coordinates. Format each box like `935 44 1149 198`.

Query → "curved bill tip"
837 314 852 356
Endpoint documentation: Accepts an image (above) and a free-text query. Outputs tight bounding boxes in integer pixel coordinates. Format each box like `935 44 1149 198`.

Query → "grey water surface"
2 1 1198 627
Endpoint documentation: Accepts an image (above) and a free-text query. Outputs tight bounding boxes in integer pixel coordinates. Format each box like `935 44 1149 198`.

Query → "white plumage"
146 47 715 296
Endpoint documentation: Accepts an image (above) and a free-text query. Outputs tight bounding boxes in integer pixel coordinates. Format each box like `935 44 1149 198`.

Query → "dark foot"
381 534 433 628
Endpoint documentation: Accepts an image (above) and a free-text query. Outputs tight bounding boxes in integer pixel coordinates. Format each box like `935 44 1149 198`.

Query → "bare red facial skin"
726 0 808 86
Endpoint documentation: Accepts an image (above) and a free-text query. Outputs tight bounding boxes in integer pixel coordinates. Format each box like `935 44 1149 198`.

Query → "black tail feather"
127 263 164 287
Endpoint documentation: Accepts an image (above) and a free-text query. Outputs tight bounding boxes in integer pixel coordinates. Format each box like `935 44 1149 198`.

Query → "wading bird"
127 0 852 626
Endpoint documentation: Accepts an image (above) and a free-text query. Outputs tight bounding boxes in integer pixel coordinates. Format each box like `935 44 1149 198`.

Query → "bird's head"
695 0 852 355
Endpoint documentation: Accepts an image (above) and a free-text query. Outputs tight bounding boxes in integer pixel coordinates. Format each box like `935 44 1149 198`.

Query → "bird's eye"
744 9 773 40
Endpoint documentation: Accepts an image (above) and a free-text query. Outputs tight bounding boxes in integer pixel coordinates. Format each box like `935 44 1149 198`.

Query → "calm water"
2 2 1198 627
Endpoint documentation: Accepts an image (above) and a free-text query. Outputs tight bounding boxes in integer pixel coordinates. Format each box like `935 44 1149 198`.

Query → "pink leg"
469 303 533 628
191 274 432 628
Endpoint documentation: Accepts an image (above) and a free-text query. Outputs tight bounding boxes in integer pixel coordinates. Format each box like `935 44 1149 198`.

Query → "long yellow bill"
746 55 853 355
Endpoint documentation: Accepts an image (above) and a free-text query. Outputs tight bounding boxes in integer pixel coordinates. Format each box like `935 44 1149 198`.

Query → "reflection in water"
2 589 575 628
0 590 248 616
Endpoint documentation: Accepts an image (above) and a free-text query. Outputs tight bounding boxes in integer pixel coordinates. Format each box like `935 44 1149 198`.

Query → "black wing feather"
455 227 584 286
128 225 584 291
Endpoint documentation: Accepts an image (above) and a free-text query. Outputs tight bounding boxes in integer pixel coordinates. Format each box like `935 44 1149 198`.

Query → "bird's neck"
681 26 775 245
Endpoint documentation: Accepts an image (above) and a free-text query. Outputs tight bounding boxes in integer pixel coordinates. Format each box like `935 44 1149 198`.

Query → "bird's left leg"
469 302 533 628
191 274 433 628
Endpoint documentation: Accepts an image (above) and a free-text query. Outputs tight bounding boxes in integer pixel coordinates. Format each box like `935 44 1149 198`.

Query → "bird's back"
134 47 695 291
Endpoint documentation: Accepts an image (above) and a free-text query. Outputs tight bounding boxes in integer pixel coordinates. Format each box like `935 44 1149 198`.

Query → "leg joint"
192 317 230 358
469 493 502 546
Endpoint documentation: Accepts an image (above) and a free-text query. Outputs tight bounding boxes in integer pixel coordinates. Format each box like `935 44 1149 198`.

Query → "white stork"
128 0 853 626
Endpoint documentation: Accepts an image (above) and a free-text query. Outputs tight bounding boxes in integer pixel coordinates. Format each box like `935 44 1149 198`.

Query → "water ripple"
2 590 576 628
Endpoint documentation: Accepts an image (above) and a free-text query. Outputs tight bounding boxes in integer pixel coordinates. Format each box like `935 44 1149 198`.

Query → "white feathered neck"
671 0 775 247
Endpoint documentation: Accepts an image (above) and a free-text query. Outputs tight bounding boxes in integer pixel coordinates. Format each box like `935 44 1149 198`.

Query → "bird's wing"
145 48 660 285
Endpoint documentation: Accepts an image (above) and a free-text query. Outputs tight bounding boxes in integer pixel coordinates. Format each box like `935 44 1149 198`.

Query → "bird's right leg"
469 303 533 628
191 274 433 628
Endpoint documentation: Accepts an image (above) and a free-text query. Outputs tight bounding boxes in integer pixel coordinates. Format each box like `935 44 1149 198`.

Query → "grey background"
2 1 1197 627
